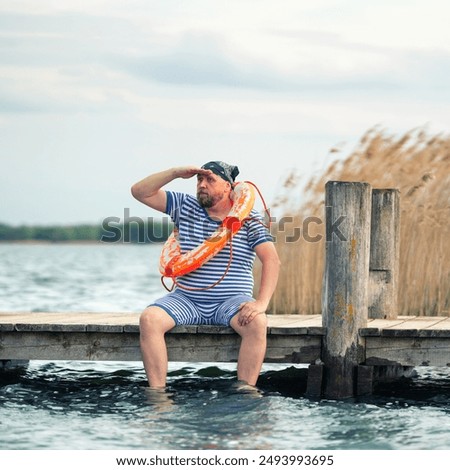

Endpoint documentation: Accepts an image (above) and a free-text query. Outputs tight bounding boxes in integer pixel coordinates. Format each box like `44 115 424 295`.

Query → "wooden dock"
0 312 322 364
1 312 450 367
2 181 448 399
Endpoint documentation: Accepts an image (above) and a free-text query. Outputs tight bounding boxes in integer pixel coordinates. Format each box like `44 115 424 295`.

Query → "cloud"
2 6 447 114
0 93 46 113
115 30 407 94
115 32 287 91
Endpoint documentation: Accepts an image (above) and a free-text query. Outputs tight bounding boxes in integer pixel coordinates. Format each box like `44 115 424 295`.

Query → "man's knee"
139 306 175 335
237 313 268 338
252 313 268 332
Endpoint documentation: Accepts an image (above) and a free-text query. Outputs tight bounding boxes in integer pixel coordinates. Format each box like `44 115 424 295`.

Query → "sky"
1 0 449 226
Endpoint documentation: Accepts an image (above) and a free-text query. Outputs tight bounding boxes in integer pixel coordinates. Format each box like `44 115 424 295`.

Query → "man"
131 161 280 389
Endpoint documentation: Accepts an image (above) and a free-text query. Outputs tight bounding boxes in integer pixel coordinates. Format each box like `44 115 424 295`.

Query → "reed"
263 127 450 316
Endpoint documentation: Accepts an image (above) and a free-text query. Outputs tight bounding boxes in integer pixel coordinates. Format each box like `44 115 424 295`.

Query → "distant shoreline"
0 221 171 244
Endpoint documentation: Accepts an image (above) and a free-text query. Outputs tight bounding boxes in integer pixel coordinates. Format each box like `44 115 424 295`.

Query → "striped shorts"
149 289 254 326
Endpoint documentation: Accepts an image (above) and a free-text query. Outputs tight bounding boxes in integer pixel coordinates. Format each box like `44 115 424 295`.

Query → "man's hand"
175 166 213 179
237 300 267 326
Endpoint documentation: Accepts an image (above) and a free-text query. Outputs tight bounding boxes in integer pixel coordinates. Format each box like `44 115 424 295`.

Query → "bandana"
201 161 240 184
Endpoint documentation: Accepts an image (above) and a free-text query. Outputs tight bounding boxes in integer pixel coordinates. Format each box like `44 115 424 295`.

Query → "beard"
196 192 214 208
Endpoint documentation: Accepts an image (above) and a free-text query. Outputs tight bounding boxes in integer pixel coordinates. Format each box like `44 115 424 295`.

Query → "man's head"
197 161 240 208
201 161 239 185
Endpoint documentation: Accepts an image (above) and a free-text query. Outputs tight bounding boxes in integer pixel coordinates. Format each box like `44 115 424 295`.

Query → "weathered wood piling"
308 181 404 399
369 189 400 320
320 181 372 399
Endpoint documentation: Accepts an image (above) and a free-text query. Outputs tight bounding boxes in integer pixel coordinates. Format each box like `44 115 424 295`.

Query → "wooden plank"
0 331 142 362
196 326 235 335
421 318 450 330
268 315 322 327
361 317 417 336
268 315 322 335
417 329 450 338
366 337 450 367
375 317 450 338
416 318 450 338
0 312 447 335
123 325 140 333
264 336 322 363
2 312 447 333
384 317 446 330
0 312 140 325
0 324 14 332
15 323 87 332
166 333 240 362
86 324 125 333
375 317 446 338
0 329 323 363
368 317 414 328
0 313 324 335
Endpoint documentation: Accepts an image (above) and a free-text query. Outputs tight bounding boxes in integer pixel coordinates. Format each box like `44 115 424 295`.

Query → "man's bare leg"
230 313 268 386
139 306 176 388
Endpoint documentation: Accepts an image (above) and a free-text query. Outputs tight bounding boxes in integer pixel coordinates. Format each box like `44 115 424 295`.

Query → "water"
1 243 450 450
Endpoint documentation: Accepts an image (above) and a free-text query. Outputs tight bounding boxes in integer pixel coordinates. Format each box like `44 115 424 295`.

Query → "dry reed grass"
262 127 450 316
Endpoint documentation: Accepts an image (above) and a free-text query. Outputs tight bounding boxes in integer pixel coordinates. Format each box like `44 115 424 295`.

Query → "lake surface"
1 243 450 450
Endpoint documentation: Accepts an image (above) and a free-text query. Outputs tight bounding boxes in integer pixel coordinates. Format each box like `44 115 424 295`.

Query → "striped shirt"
165 191 273 302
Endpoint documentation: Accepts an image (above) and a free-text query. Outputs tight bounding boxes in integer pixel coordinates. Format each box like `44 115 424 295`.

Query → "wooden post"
322 181 372 399
369 189 400 319
305 364 324 399
0 359 29 372
356 365 374 396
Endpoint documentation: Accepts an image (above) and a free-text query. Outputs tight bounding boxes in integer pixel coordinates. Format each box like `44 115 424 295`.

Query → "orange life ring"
159 181 256 279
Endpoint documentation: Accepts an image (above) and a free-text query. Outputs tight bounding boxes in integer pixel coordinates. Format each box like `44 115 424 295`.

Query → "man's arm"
237 241 280 326
131 166 211 212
